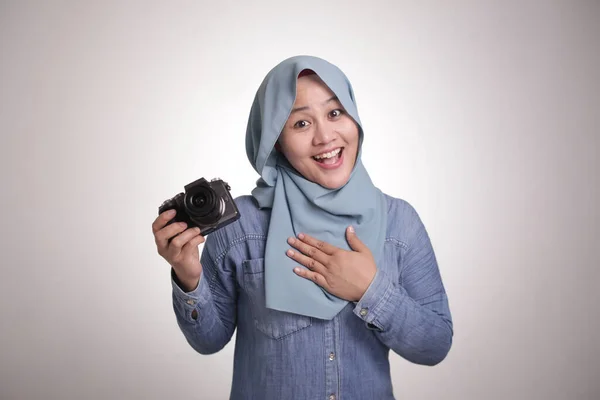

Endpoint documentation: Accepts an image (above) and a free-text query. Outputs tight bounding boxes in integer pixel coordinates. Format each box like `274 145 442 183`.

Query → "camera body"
158 177 240 236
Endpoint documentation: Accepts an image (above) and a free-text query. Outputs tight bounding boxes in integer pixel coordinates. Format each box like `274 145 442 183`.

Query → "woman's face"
277 74 360 189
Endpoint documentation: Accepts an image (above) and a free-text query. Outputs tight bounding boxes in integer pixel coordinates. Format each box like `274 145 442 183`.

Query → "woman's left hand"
286 226 377 302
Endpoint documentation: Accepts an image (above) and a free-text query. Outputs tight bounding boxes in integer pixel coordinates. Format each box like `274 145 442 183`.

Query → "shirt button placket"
324 317 339 400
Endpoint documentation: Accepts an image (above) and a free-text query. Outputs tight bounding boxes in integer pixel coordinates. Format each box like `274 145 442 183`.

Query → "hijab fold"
246 55 387 320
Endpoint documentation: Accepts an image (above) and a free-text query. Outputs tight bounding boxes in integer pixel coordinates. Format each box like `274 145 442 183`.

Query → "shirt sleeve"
352 203 454 366
171 233 238 355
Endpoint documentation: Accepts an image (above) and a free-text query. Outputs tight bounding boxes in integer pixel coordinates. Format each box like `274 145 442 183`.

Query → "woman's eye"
329 109 343 118
294 120 309 129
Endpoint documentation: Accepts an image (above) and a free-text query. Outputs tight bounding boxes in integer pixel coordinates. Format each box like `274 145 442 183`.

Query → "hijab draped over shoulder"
245 55 387 320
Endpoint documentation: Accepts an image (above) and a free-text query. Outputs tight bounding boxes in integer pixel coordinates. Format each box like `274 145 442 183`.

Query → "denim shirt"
171 194 453 400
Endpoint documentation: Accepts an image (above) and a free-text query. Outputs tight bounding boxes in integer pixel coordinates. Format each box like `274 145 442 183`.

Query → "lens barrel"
185 184 223 224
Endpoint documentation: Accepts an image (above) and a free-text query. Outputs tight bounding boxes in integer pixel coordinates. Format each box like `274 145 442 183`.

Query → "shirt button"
360 308 368 317
329 395 336 400
329 352 335 361
186 299 195 305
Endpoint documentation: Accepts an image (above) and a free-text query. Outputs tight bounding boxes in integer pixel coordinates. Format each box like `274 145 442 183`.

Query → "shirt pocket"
242 258 312 340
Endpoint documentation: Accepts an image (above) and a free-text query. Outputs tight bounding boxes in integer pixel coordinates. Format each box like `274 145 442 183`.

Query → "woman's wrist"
173 269 201 293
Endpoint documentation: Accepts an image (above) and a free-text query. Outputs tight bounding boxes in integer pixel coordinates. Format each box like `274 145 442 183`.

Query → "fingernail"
294 267 301 273
287 237 295 245
287 249 294 256
195 227 201 234
167 209 176 216
348 226 355 233
298 233 305 240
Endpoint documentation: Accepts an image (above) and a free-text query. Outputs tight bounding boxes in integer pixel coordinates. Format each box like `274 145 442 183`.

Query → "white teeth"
313 148 341 160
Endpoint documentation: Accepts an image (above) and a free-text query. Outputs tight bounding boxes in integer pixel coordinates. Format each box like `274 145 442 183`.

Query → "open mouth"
312 147 344 165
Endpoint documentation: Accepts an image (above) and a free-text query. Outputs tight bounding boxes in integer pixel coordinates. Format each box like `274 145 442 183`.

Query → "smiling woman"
152 55 453 400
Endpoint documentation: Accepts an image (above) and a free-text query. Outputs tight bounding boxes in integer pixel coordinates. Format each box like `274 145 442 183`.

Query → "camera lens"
191 193 207 208
188 187 214 215
185 184 223 224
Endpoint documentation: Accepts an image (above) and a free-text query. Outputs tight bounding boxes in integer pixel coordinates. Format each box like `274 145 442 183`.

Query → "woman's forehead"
293 85 336 111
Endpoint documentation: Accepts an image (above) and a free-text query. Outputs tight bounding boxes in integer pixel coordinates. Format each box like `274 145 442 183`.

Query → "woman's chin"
315 174 351 190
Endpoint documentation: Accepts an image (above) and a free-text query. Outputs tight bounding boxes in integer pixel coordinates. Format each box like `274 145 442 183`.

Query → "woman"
152 55 453 400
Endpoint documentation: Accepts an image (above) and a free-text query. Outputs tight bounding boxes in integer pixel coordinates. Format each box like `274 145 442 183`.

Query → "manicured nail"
348 226 355 233
287 249 295 256
294 267 301 273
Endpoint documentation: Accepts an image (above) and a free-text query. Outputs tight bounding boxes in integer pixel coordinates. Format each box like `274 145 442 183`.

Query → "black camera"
158 177 240 236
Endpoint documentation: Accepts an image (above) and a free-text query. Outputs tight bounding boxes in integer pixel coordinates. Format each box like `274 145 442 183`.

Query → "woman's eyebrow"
290 96 339 114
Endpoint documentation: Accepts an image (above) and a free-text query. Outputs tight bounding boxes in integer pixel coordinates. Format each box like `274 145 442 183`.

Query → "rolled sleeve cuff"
171 269 210 322
353 268 394 331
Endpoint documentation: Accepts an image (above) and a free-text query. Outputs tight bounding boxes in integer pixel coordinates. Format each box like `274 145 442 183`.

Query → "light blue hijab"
245 55 387 320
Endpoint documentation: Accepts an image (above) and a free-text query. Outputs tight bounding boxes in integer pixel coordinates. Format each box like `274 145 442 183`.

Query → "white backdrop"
1 1 599 399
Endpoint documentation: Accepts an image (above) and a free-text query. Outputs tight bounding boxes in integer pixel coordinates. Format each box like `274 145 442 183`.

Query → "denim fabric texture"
171 194 453 400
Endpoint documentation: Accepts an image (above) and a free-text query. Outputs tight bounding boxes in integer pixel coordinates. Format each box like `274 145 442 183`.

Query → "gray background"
1 1 599 399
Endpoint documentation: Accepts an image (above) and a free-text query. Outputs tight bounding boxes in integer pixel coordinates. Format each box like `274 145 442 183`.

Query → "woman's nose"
312 121 335 145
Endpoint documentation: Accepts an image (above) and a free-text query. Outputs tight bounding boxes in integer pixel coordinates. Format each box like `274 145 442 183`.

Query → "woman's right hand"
152 209 205 292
